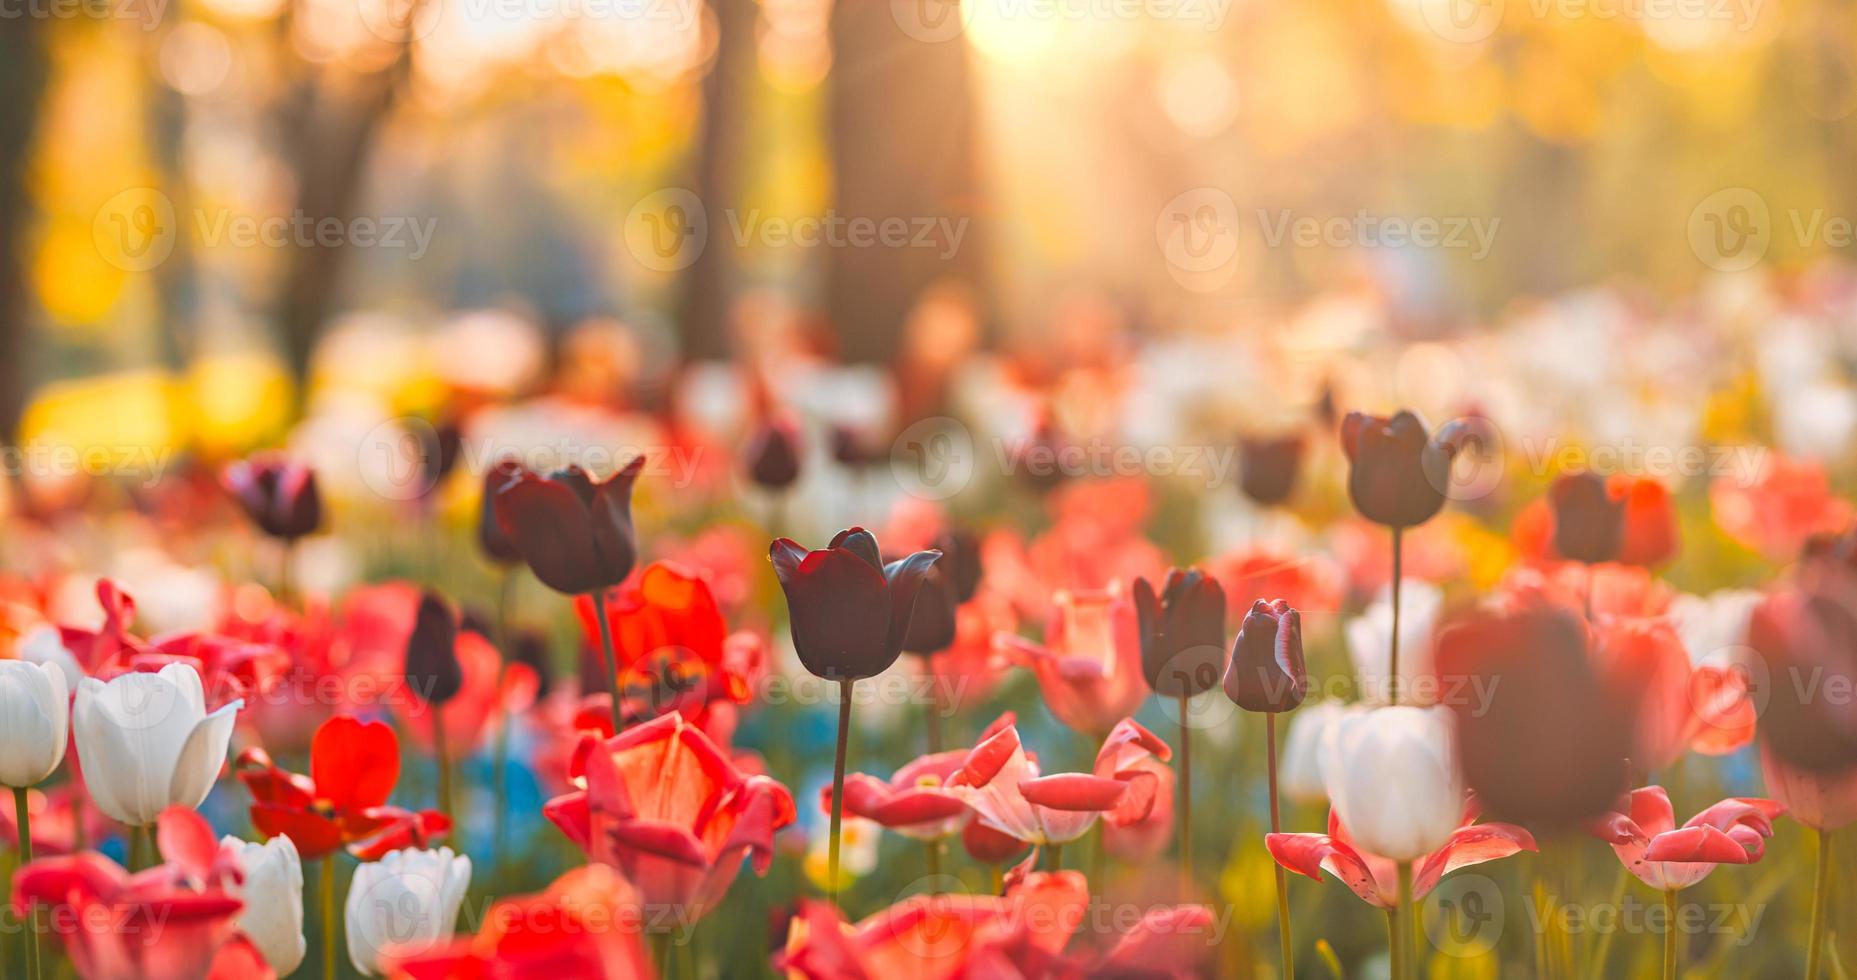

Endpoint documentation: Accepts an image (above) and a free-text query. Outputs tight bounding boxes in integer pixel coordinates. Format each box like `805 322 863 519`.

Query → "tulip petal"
168 699 244 811
881 550 944 662
1020 774 1127 812
1643 825 1759 864
1265 832 1389 907
495 474 599 595
313 717 401 814
157 806 222 884
1412 822 1537 900
0 666 59 788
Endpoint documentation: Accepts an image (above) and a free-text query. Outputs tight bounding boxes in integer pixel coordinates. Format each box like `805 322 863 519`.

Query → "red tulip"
996 587 1147 736
960 814 1028 867
572 561 760 725
769 528 942 680
221 453 321 541
1267 803 1536 909
1339 411 1456 529
1592 617 1754 772
543 712 796 922
827 713 1016 841
14 806 243 980
1710 455 1853 560
945 721 1128 846
1133 568 1227 698
1223 599 1307 714
1614 476 1679 567
1588 786 1784 890
237 716 442 860
1093 717 1174 861
492 458 645 596
385 864 657 980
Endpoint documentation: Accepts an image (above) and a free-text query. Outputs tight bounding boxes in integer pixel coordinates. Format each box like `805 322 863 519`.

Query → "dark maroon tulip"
770 528 942 680
1222 599 1307 713
221 453 321 540
1339 410 1454 529
901 566 958 655
1748 587 1857 772
1549 471 1623 564
744 419 802 491
1435 602 1635 832
830 424 883 468
931 528 982 604
508 627 553 695
477 458 525 566
1008 413 1072 495
405 591 464 706
1134 568 1228 698
421 419 464 497
492 457 644 596
1239 434 1305 507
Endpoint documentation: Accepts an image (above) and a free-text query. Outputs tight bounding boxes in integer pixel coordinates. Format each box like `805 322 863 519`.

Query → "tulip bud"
931 528 983 605
477 458 525 565
770 528 942 680
1238 434 1304 507
1761 742 1857 832
1615 476 1679 567
222 453 322 540
1549 472 1623 564
1434 603 1634 831
744 419 802 491
830 424 883 468
406 592 465 706
1321 705 1463 862
0 660 68 788
1134 569 1227 698
492 458 644 596
1339 411 1454 529
1748 588 1857 772
74 663 243 826
345 846 472 976
1222 599 1306 713
901 567 958 655
223 834 307 976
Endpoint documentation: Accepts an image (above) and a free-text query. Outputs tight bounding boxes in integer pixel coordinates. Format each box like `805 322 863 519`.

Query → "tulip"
770 528 940 897
742 417 802 492
1434 603 1634 832
960 813 1028 876
1345 579 1441 705
491 459 645 597
1589 786 1784 980
0 660 68 790
1593 616 1754 772
931 528 983 604
1548 471 1623 565
222 453 322 541
1761 744 1857 980
1322 705 1463 863
1133 568 1227 699
476 458 524 566
74 662 242 829
383 865 655 979
14 806 243 980
1223 598 1306 974
237 716 429 860
345 846 472 976
1615 476 1679 567
826 712 1016 861
997 587 1148 736
1238 432 1304 507
1746 588 1857 772
222 834 306 977
404 591 467 818
945 721 1129 860
1092 718 1174 862
542 712 795 923
1280 701 1351 805
1268 804 1536 909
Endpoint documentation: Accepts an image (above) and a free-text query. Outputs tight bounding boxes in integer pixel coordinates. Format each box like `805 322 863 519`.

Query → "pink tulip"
1762 744 1857 832
996 587 1148 736
946 722 1128 846
1588 786 1784 890
1267 804 1535 909
1093 717 1174 860
827 713 1015 841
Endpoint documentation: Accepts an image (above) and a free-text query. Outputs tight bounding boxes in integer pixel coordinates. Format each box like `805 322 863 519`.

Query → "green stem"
1389 526 1403 705
1046 843 1064 872
1387 907 1404 980
321 857 337 980
15 787 39 980
652 931 673 977
591 589 624 731
1398 862 1414 980
828 678 853 902
433 706 453 822
1664 889 1678 980
1266 713 1293 980
1090 823 1106 898
924 838 940 883
1178 692 1192 900
492 570 516 880
1587 864 1630 976
128 824 149 872
1807 829 1832 980
924 653 942 755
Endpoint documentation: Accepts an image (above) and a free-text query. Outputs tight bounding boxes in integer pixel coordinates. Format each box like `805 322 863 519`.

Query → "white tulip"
73 663 242 826
223 834 306 976
16 625 83 692
1322 705 1463 862
0 660 68 788
345 846 472 976
1346 580 1442 705
1279 701 1353 805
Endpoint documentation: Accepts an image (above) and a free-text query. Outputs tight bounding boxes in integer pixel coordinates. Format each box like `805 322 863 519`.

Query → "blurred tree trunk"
274 35 418 403
0 19 48 443
825 2 985 363
678 0 755 361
